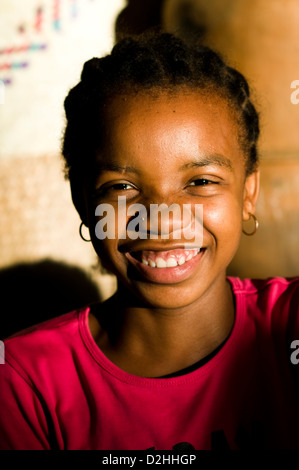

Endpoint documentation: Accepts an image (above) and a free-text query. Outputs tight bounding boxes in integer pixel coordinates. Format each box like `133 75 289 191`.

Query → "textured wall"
0 0 123 312
0 0 125 158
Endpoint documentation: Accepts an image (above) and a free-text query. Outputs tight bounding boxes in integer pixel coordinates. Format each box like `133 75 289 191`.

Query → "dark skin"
79 89 259 378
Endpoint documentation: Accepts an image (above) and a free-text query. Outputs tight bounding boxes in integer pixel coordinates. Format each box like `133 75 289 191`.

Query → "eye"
185 177 221 197
97 182 137 194
109 183 135 191
92 181 139 202
188 178 216 186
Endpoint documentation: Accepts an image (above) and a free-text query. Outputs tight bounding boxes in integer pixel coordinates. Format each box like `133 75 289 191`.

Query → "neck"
91 274 235 377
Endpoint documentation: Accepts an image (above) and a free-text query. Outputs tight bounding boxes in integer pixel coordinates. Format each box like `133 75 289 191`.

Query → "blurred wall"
0 0 123 314
163 0 299 278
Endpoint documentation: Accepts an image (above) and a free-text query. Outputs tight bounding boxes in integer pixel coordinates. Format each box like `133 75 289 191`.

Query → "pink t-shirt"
1 277 299 450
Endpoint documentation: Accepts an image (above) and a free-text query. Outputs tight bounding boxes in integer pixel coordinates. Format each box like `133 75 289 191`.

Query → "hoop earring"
242 213 259 236
79 222 91 242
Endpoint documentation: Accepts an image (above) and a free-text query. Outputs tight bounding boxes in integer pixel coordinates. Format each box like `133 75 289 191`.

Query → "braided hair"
62 33 259 186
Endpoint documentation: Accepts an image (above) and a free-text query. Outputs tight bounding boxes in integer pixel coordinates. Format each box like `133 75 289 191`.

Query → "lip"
125 248 205 284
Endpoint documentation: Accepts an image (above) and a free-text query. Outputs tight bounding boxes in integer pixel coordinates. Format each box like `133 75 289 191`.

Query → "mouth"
125 247 205 284
130 247 200 268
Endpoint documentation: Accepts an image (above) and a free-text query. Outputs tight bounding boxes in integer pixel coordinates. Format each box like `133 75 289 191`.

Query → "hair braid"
221 66 260 173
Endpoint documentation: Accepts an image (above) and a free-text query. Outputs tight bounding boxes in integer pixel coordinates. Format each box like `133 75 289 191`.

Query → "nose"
147 203 185 239
126 201 203 245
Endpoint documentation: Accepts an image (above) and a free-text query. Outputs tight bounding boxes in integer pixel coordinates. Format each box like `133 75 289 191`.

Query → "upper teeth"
142 248 200 268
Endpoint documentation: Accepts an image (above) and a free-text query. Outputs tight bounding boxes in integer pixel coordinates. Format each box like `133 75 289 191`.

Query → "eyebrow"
94 161 139 175
94 154 233 175
179 154 233 172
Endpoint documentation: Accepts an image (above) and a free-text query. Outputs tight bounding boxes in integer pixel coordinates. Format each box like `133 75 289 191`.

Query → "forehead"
106 88 237 124
100 89 244 170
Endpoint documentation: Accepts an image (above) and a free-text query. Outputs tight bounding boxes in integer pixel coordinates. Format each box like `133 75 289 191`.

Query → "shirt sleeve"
0 358 53 450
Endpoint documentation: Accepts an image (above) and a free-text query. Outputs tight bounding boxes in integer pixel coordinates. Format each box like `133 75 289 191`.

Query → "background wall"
0 0 123 337
0 0 125 159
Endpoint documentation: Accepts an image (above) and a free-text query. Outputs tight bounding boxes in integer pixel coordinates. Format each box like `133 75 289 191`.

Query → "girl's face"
85 90 259 309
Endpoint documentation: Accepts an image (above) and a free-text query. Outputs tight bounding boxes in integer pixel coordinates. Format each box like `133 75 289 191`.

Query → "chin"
123 280 203 310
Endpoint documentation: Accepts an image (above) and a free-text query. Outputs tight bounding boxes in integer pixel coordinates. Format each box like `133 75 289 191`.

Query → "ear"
242 169 260 220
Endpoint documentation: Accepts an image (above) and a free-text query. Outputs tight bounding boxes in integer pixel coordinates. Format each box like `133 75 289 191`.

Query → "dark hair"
62 33 259 186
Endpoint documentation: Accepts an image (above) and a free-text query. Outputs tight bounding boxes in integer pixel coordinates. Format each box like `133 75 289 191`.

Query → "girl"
0 33 299 450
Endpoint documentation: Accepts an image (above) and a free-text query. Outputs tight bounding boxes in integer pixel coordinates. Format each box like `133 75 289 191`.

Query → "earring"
242 213 259 236
79 222 91 242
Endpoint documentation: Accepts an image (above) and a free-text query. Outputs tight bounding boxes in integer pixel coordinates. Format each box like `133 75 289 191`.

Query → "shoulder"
229 276 299 297
3 307 90 380
0 309 90 450
4 308 84 344
228 276 299 316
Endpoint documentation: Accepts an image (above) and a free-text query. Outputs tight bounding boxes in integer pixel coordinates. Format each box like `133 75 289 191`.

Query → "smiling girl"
0 33 299 450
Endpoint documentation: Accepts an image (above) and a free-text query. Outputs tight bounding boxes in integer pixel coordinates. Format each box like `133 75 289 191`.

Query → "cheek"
92 198 134 242
89 205 131 273
90 237 115 273
203 196 243 245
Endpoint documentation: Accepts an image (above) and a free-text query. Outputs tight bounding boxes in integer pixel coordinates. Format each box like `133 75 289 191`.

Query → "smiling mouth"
129 247 201 268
